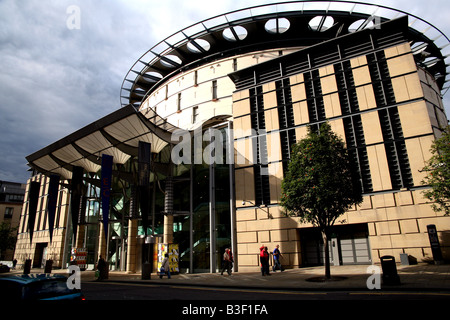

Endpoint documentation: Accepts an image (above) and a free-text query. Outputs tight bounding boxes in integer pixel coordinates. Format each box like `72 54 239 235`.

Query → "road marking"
349 292 450 297
168 285 327 295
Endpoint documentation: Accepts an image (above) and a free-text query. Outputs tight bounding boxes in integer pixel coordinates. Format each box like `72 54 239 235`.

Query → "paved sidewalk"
31 263 450 292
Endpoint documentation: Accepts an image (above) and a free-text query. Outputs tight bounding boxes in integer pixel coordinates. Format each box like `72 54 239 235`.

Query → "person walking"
260 246 271 276
96 255 107 281
160 253 171 279
220 248 232 276
272 244 284 272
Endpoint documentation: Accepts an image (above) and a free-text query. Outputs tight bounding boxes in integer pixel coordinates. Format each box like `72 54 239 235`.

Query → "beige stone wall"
14 174 70 269
232 42 449 272
140 48 302 130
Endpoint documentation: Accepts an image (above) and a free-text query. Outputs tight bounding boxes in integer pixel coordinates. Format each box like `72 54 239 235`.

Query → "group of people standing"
221 244 284 277
260 244 284 276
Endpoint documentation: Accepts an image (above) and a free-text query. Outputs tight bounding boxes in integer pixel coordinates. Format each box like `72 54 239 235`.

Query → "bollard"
23 259 32 275
142 262 151 280
44 260 53 274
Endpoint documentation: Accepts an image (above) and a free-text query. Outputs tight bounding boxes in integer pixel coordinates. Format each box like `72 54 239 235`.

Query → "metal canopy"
26 104 178 179
121 1 450 109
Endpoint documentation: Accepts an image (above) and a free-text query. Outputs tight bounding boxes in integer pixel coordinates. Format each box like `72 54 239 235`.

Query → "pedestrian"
221 248 232 276
96 255 107 281
160 253 171 279
12 258 17 270
272 245 284 272
260 246 271 276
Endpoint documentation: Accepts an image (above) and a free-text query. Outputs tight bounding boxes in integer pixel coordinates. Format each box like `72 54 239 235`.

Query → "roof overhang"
121 1 450 109
26 105 176 180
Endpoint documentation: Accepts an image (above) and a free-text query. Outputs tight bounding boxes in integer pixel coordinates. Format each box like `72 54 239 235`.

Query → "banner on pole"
101 154 113 242
47 175 60 244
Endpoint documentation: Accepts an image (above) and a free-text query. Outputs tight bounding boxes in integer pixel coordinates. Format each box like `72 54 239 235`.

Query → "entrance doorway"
33 243 48 268
299 223 371 266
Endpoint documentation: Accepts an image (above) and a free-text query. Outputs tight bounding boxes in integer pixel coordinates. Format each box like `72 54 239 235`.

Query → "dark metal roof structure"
120 1 450 110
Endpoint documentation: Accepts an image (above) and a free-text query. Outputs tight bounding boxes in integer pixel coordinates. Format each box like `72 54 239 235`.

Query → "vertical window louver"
367 52 413 189
334 62 373 193
304 70 326 132
276 78 296 174
249 86 270 205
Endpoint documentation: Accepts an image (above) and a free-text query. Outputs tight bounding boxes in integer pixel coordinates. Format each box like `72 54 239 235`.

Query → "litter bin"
44 260 53 273
380 255 400 285
142 262 151 280
23 259 32 275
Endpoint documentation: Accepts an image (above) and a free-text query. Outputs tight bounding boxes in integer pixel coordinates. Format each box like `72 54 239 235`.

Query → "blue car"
0 274 85 300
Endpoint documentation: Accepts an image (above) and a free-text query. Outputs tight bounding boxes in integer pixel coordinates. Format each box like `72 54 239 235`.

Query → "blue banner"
101 154 113 242
27 181 40 244
47 175 60 244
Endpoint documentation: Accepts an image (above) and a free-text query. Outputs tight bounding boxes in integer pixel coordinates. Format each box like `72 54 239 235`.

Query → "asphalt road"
80 280 450 301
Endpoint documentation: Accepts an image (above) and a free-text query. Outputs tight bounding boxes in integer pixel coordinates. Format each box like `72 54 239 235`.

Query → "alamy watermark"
366 265 381 290
66 5 81 30
170 127 281 175
67 265 81 289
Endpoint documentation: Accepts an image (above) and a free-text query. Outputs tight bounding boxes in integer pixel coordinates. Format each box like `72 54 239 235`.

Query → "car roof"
0 274 67 284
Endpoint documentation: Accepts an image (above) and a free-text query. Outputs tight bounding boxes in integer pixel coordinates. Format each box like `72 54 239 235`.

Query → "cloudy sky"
1 0 450 183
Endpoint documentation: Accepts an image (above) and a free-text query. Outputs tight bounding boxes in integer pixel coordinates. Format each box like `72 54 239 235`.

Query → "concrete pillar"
163 215 174 244
98 223 107 259
163 177 174 244
75 225 85 248
127 219 138 273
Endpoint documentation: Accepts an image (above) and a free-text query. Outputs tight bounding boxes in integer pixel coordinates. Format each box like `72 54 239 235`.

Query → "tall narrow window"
177 93 182 112
192 106 199 123
366 52 413 189
212 80 218 100
233 58 238 72
4 207 13 219
249 86 270 205
275 79 296 175
194 70 198 86
304 70 326 132
334 62 372 193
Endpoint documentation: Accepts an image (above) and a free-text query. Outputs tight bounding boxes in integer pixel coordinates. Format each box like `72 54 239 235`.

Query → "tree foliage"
0 222 17 259
421 126 450 215
280 123 363 279
281 123 363 226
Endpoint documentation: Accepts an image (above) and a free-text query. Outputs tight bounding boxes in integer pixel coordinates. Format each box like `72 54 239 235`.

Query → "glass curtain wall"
74 124 232 273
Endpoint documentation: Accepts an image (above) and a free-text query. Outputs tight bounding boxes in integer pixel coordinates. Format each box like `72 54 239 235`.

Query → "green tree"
0 222 17 260
281 123 363 279
421 125 450 215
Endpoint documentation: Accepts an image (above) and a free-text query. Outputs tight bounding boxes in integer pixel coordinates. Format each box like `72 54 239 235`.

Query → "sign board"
70 248 87 270
427 225 443 263
157 243 179 273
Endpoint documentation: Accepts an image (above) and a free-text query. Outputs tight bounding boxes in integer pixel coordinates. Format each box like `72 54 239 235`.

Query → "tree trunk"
321 229 331 280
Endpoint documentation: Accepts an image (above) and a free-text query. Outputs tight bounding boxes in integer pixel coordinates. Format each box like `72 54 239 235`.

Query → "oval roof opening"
223 26 248 41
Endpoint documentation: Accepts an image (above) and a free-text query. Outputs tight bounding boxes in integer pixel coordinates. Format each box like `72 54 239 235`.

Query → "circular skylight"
160 55 182 68
187 39 211 53
309 16 334 32
348 18 375 33
265 18 290 34
222 26 248 41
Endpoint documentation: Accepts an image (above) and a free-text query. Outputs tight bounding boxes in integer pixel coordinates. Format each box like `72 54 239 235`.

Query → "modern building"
0 181 25 261
16 1 450 273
